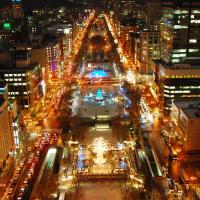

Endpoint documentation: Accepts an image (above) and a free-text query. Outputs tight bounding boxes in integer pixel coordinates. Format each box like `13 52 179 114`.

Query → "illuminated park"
77 138 128 175
71 83 131 119
86 69 110 79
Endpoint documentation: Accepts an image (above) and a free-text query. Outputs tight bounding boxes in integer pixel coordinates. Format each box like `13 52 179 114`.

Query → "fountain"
92 137 108 165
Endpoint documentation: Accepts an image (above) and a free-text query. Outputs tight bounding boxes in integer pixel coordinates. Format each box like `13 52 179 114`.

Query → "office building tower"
0 96 13 170
157 0 200 113
160 0 200 64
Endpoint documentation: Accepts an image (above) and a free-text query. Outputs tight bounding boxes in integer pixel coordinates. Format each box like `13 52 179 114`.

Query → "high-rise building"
31 41 61 80
0 96 13 170
157 0 200 113
0 47 43 110
139 27 160 74
11 0 24 19
157 63 200 111
0 64 42 110
171 100 200 152
160 0 200 64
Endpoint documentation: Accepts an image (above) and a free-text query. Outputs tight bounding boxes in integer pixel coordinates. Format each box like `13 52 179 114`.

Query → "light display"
120 159 127 170
87 69 108 78
96 88 103 100
92 137 108 165
77 145 84 172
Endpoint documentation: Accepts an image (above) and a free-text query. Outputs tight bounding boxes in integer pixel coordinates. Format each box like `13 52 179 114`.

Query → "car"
17 196 22 200
24 177 29 184
19 162 24 168
20 185 26 192
30 163 35 172
10 182 16 187
13 177 18 183
17 192 24 200
14 174 20 179
27 158 32 164
34 142 39 147
36 151 40 156
16 167 21 173
33 156 39 162
8 187 13 194
27 172 32 178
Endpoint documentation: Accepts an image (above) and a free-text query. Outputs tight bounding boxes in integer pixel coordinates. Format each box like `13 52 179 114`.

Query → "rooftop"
159 61 200 70
173 100 200 118
182 108 200 119
173 100 200 109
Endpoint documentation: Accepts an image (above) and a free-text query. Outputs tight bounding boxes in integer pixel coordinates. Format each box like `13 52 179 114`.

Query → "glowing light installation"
92 137 108 165
87 69 108 78
120 159 127 170
77 145 84 172
96 88 103 100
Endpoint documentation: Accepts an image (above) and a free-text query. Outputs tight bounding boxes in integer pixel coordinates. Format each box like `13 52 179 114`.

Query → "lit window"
192 10 200 14
189 49 198 52
172 59 179 63
191 20 200 24
174 25 181 29
189 39 197 43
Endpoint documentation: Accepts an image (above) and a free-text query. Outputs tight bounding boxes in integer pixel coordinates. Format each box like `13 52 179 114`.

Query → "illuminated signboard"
3 23 11 30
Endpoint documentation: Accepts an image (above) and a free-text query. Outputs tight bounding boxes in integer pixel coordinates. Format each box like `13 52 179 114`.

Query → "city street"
3 11 171 200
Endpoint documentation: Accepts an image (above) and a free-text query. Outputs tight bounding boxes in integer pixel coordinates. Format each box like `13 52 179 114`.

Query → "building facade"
160 0 200 64
171 100 200 152
157 63 200 112
0 97 13 170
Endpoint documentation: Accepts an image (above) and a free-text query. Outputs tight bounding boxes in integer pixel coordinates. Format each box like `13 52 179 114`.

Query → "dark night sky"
0 0 147 9
0 0 68 9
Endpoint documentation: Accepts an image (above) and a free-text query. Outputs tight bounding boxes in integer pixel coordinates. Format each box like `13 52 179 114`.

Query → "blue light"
77 145 84 172
120 160 127 170
88 69 108 78
96 88 103 100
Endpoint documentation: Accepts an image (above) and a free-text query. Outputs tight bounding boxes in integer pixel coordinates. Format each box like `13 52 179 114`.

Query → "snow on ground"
78 182 124 200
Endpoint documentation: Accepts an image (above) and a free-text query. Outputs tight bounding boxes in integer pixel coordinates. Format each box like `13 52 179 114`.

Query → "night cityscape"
0 0 200 200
